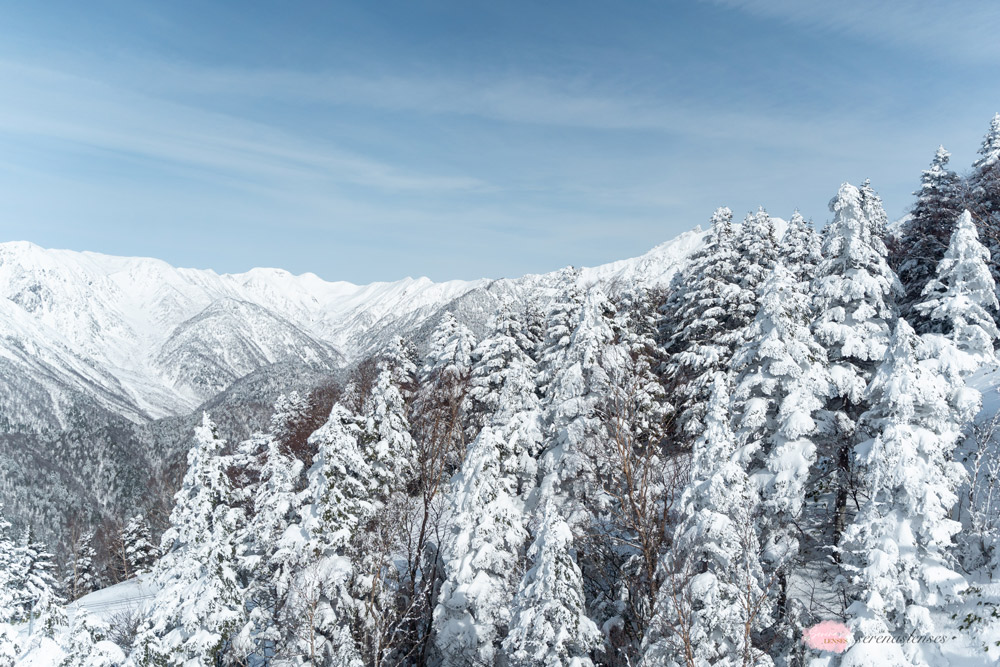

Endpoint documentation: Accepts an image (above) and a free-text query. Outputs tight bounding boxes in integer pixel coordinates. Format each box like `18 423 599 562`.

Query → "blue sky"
1 1 999 283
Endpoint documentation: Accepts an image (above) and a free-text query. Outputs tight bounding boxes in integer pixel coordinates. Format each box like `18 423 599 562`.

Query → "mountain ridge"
0 226 716 431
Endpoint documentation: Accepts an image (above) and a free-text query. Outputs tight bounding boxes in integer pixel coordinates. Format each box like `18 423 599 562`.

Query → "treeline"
3 114 1000 666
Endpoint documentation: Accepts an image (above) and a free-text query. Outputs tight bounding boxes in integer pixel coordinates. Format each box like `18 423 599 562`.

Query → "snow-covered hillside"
0 241 481 428
0 230 707 432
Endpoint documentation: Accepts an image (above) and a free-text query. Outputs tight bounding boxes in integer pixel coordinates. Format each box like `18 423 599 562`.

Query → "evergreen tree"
0 622 19 667
915 209 1000 370
968 113 1000 279
432 425 528 667
521 295 548 362
423 312 476 386
540 288 614 491
643 376 773 667
733 207 779 336
860 178 889 240
141 413 246 666
812 182 901 552
383 335 418 398
781 210 822 285
123 515 159 577
238 429 305 661
14 527 64 628
504 487 601 667
731 263 831 657
840 320 973 664
60 609 126 666
358 338 418 504
416 311 476 464
469 298 537 437
894 146 964 324
662 207 743 449
285 402 372 665
537 268 584 395
0 510 28 666
0 507 21 625
63 528 98 601
433 333 542 666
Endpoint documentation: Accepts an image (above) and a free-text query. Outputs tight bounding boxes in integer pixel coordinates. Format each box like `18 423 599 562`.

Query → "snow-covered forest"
3 115 1000 666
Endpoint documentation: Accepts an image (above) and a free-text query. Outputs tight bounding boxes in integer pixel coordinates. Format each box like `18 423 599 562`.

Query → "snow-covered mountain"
0 242 480 430
0 231 707 433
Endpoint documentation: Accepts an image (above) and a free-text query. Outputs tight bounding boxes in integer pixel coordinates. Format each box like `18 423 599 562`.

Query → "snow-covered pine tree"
968 113 1000 284
59 609 126 666
812 182 901 552
235 429 304 661
415 311 477 469
522 295 548 362
915 209 1000 372
840 319 974 665
383 335 418 399
894 146 965 325
63 527 97 601
494 350 543 492
0 507 21 626
141 413 246 666
642 376 773 667
289 402 372 665
469 297 537 440
0 509 28 665
14 527 64 630
537 268 584 399
535 287 617 655
0 622 19 667
359 341 418 503
860 178 889 240
432 424 528 667
540 288 614 493
503 482 601 667
731 262 831 658
339 355 421 664
433 337 543 666
122 515 159 577
662 207 743 450
733 207 779 337
781 210 822 285
423 312 476 387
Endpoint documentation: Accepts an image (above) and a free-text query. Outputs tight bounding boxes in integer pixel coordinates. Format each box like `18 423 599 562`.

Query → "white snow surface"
68 575 159 623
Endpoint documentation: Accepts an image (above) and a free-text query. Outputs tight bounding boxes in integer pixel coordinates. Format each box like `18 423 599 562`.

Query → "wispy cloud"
106 58 904 162
710 0 1000 62
0 61 485 195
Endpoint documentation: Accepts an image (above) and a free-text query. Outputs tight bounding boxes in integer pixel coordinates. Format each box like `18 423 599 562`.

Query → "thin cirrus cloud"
131 60 886 160
711 0 1000 62
0 60 486 195
0 54 896 214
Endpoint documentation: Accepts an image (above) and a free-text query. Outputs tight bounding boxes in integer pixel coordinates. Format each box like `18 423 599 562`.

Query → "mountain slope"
0 241 481 431
0 230 712 433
